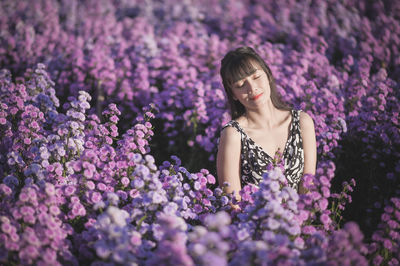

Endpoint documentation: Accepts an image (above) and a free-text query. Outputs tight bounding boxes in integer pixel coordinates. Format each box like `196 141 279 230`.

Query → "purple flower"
220 196 229 206
194 181 201 191
83 169 93 179
118 177 129 187
133 178 144 189
267 218 280 230
97 182 107 191
20 206 34 216
207 175 216 184
383 239 393 250
238 228 250 241
1 223 12 234
64 185 76 196
152 192 163 204
320 213 331 225
19 192 29 202
86 181 95 190
373 255 383 265
194 204 203 213
294 237 305 249
302 226 317 235
91 192 102 203
95 242 111 259
319 198 328 210
269 181 280 192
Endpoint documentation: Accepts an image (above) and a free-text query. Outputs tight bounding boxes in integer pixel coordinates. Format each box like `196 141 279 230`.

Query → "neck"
244 102 280 129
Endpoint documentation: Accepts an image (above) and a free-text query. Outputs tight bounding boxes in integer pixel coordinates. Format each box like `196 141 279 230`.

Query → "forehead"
226 59 262 85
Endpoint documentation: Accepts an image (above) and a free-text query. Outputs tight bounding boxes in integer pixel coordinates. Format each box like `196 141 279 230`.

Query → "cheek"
231 90 244 100
261 79 271 92
260 77 269 86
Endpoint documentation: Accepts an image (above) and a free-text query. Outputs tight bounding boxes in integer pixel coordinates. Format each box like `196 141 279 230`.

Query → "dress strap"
292 109 302 131
222 120 245 136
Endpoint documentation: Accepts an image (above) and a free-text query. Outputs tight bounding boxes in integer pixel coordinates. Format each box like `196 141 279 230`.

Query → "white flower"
107 206 129 227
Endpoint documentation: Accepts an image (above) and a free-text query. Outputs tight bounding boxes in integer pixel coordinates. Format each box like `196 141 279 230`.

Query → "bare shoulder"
299 111 315 130
298 110 317 175
220 124 241 144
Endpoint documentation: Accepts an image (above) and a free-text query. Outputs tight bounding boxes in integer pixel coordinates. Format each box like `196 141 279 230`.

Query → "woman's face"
230 67 270 111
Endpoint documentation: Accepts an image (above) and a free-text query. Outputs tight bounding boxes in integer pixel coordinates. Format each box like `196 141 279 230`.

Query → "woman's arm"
216 126 242 199
299 111 317 193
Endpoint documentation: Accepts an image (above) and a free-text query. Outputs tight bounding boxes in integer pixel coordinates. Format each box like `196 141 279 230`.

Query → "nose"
246 80 258 95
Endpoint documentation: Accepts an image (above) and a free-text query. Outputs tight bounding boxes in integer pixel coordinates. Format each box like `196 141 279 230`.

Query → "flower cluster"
368 197 400 265
0 183 76 265
188 212 233 265
158 158 233 223
86 205 142 265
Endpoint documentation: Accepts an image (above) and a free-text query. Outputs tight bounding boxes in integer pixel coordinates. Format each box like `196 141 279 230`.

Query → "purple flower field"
0 0 399 265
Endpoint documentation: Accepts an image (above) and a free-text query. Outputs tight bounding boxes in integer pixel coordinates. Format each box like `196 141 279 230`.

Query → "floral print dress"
221 109 304 190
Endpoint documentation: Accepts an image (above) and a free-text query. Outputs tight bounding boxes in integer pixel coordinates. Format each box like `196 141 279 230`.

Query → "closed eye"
234 82 245 88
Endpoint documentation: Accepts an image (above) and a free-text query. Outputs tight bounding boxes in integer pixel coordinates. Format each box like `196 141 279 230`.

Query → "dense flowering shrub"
0 183 77 265
0 0 399 265
368 197 400 265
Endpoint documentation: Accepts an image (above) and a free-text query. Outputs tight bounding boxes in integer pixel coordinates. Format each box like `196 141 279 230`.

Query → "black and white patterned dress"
221 109 304 190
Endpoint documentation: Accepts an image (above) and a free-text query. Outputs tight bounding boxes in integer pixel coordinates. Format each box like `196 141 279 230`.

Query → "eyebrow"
235 70 261 82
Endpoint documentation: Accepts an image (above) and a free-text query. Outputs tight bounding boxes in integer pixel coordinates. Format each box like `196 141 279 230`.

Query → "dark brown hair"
220 46 290 119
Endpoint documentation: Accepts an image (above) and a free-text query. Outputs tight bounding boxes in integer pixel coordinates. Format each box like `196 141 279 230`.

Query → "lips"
251 93 263 101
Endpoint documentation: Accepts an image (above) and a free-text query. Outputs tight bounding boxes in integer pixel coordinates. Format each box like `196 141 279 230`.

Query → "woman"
216 46 317 199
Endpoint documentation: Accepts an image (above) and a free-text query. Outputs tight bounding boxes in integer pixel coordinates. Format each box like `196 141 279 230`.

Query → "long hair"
220 46 291 119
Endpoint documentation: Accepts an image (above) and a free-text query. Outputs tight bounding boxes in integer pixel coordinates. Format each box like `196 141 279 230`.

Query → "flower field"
0 0 399 265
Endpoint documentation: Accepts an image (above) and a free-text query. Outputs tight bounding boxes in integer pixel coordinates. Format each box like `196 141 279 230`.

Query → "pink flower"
319 176 330 186
206 174 216 184
19 192 29 202
129 189 139 198
45 184 55 196
110 115 118 123
24 230 40 246
1 223 12 234
10 233 19 242
49 206 60 216
121 177 130 187
310 192 321 201
86 181 95 190
97 182 107 191
302 225 316 235
64 185 76 196
135 130 145 138
321 186 330 197
91 192 102 203
202 198 211 206
20 206 34 216
294 236 305 249
29 121 39 130
130 232 142 246
319 198 329 210
383 239 393 250
199 176 207 185
320 213 331 225
43 247 57 262
0 184 12 196
83 169 93 179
